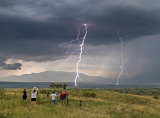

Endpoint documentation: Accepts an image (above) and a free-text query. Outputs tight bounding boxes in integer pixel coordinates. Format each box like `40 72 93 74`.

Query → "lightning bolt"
117 30 124 85
117 30 130 85
59 26 82 65
75 24 87 86
59 24 90 86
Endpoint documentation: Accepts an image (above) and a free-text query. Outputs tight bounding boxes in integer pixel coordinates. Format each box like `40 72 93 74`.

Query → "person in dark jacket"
22 89 27 100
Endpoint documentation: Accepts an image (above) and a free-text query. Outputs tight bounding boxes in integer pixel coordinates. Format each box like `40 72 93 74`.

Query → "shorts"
31 98 36 101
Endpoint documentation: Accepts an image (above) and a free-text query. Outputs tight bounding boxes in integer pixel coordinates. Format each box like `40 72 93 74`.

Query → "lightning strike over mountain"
75 24 88 86
59 24 89 86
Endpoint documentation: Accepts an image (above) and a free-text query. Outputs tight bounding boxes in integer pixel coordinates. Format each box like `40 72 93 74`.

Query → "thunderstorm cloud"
0 0 160 84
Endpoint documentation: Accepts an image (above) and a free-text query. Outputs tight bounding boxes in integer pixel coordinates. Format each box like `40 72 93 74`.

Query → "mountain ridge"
0 71 115 84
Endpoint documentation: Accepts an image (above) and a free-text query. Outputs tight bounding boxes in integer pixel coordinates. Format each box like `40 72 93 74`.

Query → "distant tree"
56 84 62 88
50 83 56 88
49 83 67 89
63 83 67 89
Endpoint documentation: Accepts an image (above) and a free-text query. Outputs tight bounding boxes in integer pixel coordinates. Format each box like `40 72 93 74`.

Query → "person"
31 87 38 106
22 89 27 100
60 91 65 103
50 91 57 105
60 90 68 103
64 90 69 103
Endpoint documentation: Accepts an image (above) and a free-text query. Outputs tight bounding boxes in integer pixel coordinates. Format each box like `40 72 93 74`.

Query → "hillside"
0 88 160 118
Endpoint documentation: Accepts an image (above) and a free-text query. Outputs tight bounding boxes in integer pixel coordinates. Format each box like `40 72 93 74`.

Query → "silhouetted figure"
80 100 82 107
22 89 27 100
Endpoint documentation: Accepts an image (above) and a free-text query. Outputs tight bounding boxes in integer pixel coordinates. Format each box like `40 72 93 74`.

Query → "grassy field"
0 88 160 118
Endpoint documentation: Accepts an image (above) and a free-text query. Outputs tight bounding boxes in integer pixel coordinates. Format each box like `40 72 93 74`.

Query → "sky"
0 0 160 84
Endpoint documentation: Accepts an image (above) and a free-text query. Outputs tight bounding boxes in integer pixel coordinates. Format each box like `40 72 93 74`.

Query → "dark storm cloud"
0 57 22 70
0 63 22 70
0 38 66 62
0 0 160 63
0 0 160 42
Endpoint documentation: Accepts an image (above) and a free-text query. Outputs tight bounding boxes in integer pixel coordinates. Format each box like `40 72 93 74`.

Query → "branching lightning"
67 27 80 54
117 30 130 85
59 27 81 54
75 24 88 86
60 24 90 86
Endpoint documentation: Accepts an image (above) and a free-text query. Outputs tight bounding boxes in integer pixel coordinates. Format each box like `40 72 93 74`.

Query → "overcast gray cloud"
0 0 160 85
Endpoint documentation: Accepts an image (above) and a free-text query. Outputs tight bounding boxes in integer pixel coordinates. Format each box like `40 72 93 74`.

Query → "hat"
34 86 37 89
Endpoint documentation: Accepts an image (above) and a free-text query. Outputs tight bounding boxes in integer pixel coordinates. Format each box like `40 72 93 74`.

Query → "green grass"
106 88 160 96
0 88 160 118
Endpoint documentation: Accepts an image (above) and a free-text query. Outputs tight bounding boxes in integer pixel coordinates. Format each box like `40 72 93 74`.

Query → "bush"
0 88 5 99
83 92 96 98
153 95 159 99
40 89 48 94
49 83 67 89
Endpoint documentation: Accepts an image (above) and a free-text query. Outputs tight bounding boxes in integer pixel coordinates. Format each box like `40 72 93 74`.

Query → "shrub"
153 95 159 99
49 83 67 89
40 89 48 94
0 88 5 99
83 92 96 98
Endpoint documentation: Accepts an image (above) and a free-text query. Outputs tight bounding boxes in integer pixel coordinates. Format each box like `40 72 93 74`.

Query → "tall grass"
0 88 160 118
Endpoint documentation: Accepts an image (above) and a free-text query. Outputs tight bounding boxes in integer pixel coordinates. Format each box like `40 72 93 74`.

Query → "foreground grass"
0 88 160 118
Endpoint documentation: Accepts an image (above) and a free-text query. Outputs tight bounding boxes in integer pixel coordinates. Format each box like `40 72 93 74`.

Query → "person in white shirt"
50 91 57 105
31 87 38 106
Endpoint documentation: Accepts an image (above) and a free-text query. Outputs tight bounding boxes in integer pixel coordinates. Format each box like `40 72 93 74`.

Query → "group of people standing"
22 87 68 106
22 86 38 106
47 90 69 105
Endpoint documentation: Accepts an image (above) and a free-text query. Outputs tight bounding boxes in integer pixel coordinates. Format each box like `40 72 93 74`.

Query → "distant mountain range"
0 71 116 84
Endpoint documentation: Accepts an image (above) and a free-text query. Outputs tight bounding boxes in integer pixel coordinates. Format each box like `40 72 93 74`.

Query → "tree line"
49 83 67 89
